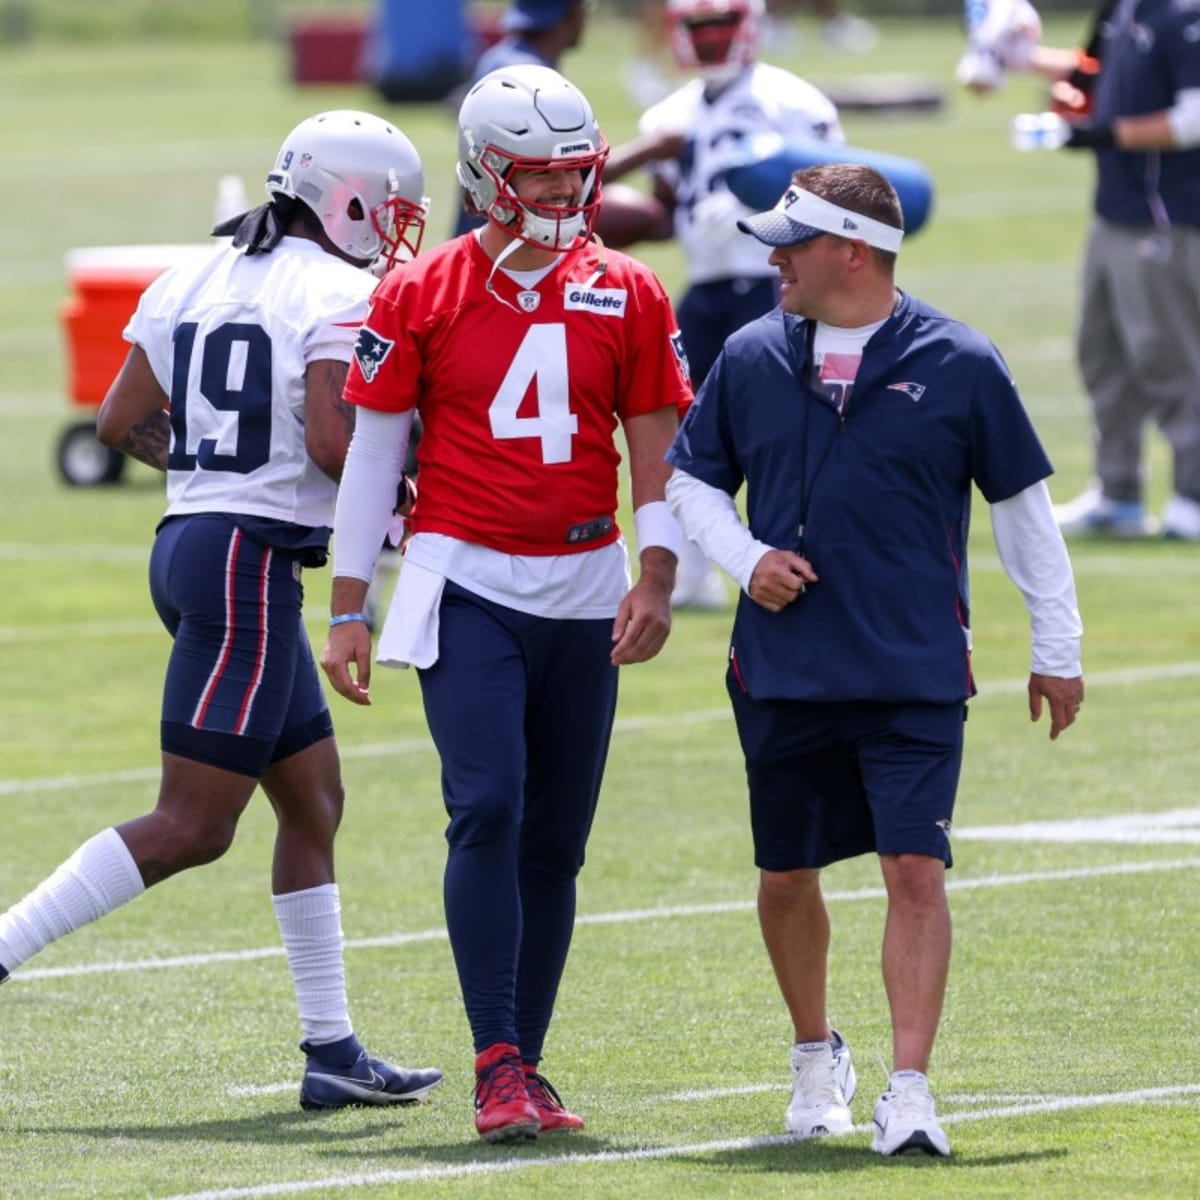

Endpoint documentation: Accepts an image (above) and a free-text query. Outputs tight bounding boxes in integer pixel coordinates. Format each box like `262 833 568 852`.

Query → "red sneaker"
474 1043 539 1143
524 1066 585 1132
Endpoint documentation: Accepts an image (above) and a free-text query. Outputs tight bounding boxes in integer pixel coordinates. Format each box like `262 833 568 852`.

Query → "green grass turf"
1 11 1198 1199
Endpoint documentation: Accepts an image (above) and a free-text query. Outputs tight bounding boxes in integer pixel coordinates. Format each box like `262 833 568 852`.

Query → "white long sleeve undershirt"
330 407 413 583
989 478 1082 677
666 468 1082 678
665 469 774 594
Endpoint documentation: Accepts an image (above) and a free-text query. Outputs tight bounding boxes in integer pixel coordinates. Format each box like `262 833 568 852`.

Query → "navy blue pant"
677 276 781 386
149 514 331 777
418 581 618 1062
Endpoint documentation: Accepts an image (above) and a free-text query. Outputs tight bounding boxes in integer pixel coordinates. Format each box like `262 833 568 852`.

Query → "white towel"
375 559 445 670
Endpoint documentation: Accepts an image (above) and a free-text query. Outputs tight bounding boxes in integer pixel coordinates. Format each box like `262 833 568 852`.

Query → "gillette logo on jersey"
353 326 395 383
564 287 628 316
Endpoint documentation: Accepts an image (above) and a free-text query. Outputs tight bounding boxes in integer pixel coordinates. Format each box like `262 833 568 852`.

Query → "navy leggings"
418 581 619 1062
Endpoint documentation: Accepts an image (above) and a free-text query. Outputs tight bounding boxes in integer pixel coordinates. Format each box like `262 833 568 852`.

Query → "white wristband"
634 499 685 560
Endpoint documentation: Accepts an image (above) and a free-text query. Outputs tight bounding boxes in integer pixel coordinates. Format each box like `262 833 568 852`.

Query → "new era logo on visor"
843 217 858 230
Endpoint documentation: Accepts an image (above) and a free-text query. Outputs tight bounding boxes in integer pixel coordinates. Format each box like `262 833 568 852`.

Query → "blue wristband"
328 612 368 627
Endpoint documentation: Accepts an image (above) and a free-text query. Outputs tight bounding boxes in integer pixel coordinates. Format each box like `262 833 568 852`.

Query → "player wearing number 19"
320 65 690 1143
0 111 444 1110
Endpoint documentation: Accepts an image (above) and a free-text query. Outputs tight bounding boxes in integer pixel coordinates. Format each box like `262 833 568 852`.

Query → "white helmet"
267 110 428 274
667 0 763 86
456 65 608 252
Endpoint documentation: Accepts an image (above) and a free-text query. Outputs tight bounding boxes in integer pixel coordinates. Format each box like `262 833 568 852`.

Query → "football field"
1 10 1198 1198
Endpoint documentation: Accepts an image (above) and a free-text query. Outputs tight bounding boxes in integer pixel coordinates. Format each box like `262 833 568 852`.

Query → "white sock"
0 827 145 972
272 883 353 1045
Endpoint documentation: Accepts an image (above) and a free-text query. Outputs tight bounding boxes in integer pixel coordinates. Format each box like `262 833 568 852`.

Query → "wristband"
328 612 368 627
634 499 685 559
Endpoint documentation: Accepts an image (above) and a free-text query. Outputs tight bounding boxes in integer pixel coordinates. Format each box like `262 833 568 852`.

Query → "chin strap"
483 234 530 314
483 231 607 313
582 234 608 288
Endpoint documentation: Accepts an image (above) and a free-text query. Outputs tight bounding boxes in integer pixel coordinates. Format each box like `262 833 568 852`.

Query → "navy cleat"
0 964 8 986
299 1040 442 1111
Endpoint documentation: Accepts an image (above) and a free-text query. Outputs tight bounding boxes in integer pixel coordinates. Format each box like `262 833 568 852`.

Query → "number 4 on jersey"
488 324 578 465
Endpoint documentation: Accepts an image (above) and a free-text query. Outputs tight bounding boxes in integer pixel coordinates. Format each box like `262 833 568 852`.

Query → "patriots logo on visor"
887 381 926 403
353 326 395 384
670 330 691 383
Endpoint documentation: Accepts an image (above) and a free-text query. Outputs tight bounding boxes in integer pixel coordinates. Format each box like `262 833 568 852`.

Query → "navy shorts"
727 671 965 870
148 514 332 777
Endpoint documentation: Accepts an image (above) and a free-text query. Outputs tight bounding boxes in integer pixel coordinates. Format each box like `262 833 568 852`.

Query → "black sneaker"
299 1042 442 1111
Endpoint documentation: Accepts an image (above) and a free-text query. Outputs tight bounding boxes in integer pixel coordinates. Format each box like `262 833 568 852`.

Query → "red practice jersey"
345 235 691 556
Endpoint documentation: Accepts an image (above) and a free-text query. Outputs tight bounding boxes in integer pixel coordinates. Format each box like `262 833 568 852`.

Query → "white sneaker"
1162 494 1200 540
830 1029 857 1104
1053 486 1157 537
785 1038 854 1138
871 1070 951 1157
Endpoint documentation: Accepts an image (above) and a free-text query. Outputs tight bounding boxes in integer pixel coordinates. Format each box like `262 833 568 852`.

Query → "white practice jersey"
125 236 374 529
640 62 844 284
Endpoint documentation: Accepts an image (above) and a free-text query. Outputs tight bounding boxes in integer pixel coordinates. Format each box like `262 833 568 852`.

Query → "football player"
0 111 442 1111
602 0 845 609
448 0 590 239
320 65 689 1143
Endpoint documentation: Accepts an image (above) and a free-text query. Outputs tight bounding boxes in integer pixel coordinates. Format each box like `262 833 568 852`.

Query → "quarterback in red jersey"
321 64 690 1143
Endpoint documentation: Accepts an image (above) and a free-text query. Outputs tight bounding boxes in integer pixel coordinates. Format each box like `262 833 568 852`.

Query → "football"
594 183 671 250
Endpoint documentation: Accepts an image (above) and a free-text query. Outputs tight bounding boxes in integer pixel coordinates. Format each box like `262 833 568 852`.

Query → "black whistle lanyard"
786 316 844 558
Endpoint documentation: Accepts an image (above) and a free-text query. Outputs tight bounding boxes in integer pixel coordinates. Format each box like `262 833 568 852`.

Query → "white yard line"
11 858 1200 984
6 658 1200 797
159 1084 1200 1200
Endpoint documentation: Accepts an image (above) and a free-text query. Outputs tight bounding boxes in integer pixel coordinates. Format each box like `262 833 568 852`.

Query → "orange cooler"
56 243 217 484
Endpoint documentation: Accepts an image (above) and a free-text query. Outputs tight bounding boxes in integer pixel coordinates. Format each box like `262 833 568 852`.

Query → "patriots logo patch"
353 326 395 384
670 330 690 384
887 381 926 403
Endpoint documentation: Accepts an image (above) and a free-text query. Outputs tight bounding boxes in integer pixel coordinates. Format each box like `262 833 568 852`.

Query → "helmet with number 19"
456 64 609 253
266 110 429 276
667 0 764 87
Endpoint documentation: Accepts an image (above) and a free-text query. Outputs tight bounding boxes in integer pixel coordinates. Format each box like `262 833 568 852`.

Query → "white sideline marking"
0 617 164 644
158 1085 1200 1200
12 858 1200 983
228 1083 296 1098
963 807 1200 845
673 1082 1072 1102
6 658 1200 798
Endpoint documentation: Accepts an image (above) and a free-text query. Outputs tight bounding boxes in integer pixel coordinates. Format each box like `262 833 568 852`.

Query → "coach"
665 162 1084 1158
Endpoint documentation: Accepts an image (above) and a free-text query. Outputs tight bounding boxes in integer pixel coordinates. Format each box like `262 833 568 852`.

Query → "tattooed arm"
305 358 355 482
96 344 171 472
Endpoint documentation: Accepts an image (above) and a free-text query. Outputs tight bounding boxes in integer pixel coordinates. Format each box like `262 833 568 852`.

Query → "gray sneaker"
871 1070 950 1157
785 1035 854 1138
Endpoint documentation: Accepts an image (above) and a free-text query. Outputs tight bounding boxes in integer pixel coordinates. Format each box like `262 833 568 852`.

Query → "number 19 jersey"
125 236 375 531
345 234 692 556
